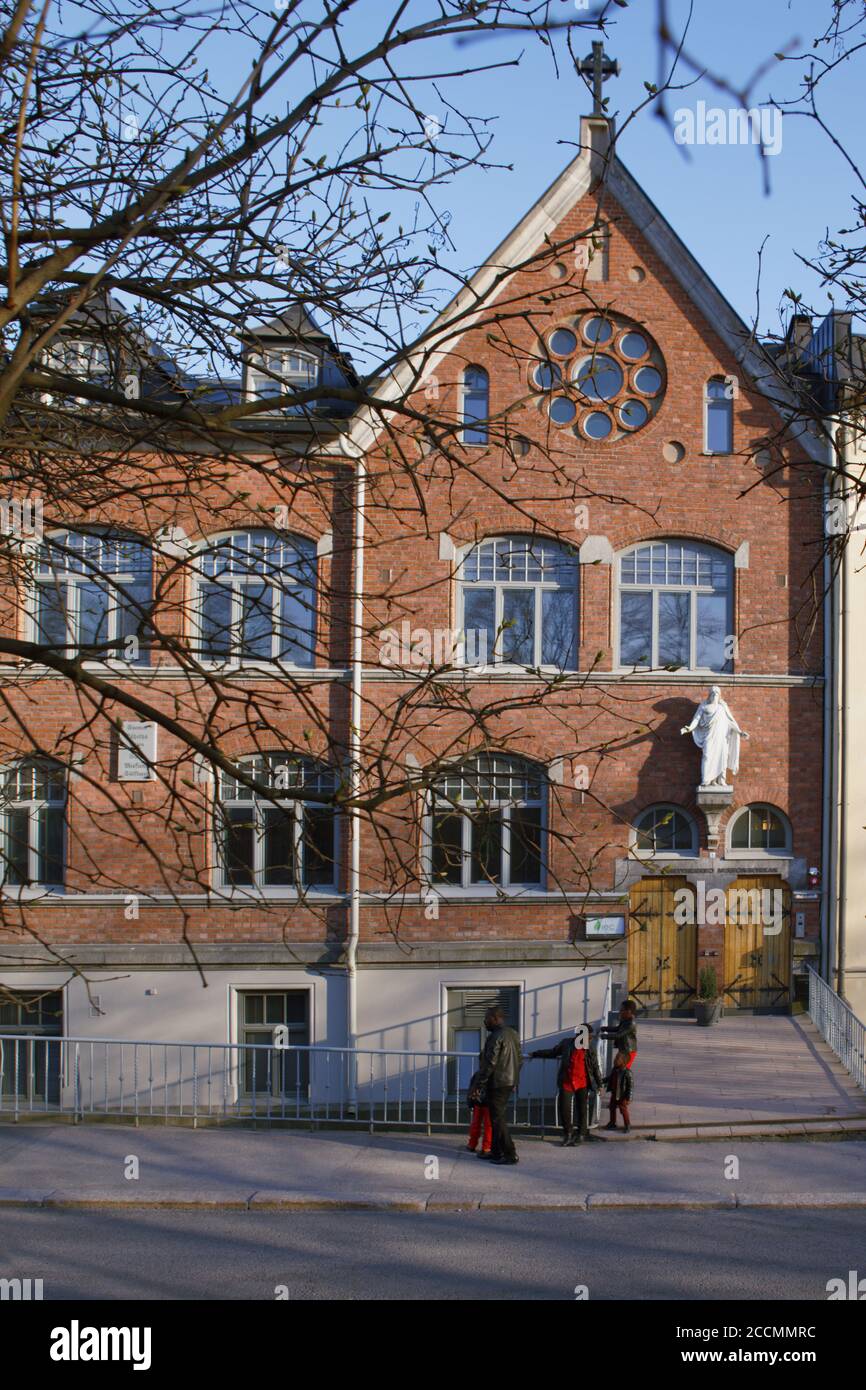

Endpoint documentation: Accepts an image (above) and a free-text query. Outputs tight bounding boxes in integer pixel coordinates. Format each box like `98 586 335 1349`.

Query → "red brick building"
0 117 825 1089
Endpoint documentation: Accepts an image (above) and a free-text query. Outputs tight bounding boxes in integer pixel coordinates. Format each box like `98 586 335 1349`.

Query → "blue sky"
435 0 860 340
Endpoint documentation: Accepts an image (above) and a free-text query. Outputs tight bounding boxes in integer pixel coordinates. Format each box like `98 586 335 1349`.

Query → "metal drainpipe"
346 449 366 1109
821 421 838 989
837 426 849 998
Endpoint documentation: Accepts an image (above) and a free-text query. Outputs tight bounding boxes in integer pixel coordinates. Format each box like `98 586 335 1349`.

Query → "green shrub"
698 965 719 1001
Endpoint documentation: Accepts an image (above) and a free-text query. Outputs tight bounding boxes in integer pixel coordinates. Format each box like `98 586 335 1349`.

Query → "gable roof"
335 116 827 464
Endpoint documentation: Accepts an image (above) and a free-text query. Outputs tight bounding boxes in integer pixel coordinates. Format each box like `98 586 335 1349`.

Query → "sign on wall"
117 721 157 781
584 914 626 938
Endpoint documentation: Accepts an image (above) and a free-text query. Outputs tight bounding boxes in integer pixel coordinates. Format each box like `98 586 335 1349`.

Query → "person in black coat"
530 1024 603 1146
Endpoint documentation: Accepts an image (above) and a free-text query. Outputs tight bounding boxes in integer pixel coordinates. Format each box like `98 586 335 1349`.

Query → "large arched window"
34 530 152 665
461 365 489 445
459 536 579 668
217 754 337 889
1 760 66 889
704 376 733 454
427 754 545 890
633 805 697 856
194 530 316 665
728 804 791 856
617 540 733 672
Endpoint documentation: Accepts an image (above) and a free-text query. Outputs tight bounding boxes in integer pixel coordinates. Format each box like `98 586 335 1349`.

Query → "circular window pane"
574 354 623 401
619 331 648 360
532 360 562 391
549 396 577 425
583 410 613 440
582 316 613 345
633 365 663 395
508 434 531 458
549 328 578 357
619 398 649 429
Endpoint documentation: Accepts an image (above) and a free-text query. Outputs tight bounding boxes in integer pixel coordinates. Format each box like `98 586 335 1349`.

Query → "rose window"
530 312 666 441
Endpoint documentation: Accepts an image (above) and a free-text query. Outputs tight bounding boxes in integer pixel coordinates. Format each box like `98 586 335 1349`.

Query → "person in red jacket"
530 1024 603 1146
465 1066 492 1156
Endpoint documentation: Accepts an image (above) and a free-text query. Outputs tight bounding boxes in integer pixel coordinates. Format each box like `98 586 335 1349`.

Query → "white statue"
680 685 749 788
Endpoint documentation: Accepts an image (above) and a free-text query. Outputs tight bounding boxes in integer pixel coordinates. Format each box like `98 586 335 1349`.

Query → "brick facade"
0 125 824 1016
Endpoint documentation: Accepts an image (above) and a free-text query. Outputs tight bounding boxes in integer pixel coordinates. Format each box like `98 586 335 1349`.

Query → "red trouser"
468 1105 492 1151
608 1098 630 1127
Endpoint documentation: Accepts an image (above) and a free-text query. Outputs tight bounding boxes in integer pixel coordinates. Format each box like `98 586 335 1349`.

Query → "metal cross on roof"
577 41 620 116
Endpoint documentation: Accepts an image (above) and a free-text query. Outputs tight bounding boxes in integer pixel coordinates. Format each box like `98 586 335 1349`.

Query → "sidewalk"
630 1013 866 1134
0 1123 864 1211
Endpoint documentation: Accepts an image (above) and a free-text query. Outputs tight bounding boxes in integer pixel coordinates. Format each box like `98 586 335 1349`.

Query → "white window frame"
631 804 698 859
0 761 66 893
423 756 547 894
458 536 579 670
704 376 734 455
45 339 112 380
615 540 733 673
460 365 489 447
726 804 792 858
215 756 338 895
31 530 152 667
193 530 317 669
248 350 318 410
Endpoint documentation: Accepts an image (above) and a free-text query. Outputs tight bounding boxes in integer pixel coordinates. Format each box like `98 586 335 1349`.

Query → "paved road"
2 1207 864 1300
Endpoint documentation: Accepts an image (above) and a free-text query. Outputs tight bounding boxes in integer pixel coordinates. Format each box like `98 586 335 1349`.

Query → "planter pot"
694 999 723 1027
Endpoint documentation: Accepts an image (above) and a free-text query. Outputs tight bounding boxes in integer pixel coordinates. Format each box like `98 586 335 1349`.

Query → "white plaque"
118 721 156 781
585 914 626 938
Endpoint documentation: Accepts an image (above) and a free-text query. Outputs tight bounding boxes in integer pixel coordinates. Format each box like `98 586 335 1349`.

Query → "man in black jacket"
473 1006 522 1165
530 1024 603 1145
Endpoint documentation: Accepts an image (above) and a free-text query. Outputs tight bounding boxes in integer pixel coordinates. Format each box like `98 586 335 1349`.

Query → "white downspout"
347 449 366 1108
821 419 840 990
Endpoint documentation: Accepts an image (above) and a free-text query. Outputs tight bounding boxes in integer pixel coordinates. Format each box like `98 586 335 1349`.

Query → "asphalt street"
2 1206 865 1300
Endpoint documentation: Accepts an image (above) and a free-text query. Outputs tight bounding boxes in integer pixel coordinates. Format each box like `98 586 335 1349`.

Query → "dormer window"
45 340 112 383
249 350 318 408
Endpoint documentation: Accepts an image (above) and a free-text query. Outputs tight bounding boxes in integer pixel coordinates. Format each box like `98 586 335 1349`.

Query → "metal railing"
806 964 866 1092
0 1033 612 1131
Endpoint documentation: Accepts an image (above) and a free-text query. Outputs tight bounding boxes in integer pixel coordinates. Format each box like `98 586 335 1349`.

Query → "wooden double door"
627 877 697 1014
627 874 792 1013
722 875 792 1010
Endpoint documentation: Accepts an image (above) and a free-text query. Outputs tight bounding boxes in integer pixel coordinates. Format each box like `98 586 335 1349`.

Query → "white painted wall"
0 963 611 1111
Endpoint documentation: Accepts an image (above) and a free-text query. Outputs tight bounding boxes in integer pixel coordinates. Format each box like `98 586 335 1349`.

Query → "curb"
626 1120 866 1142
3 1188 866 1212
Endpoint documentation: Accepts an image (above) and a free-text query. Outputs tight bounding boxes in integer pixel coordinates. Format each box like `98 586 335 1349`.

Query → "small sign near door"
585 914 626 938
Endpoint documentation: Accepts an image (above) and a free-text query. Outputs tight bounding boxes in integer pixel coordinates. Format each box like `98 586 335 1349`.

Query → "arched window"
633 805 697 856
1 760 66 889
617 540 733 672
217 754 337 889
34 530 152 665
728 804 791 855
705 377 733 454
461 365 489 445
194 530 316 665
428 754 545 890
459 536 579 668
